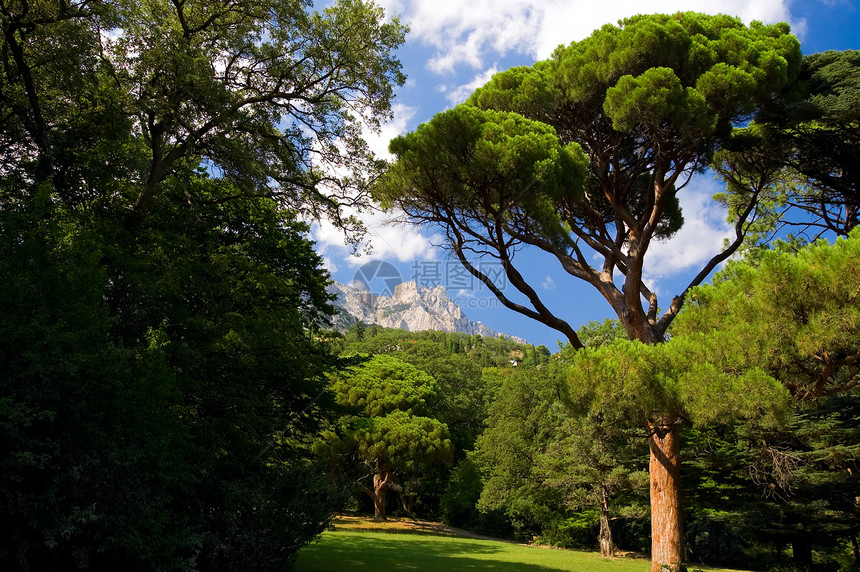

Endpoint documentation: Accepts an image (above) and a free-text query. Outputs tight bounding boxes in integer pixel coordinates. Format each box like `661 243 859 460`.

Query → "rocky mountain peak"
328 280 524 342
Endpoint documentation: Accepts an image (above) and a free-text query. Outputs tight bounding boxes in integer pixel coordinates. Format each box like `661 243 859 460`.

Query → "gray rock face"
328 280 524 342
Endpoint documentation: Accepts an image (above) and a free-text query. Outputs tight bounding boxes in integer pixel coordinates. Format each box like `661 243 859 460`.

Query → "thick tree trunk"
648 421 683 572
363 461 393 520
598 484 616 558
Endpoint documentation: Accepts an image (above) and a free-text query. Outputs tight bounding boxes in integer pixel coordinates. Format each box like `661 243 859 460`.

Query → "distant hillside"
327 281 526 343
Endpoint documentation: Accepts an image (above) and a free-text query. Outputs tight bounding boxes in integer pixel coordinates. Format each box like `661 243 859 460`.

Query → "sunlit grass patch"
296 529 651 572
296 518 749 572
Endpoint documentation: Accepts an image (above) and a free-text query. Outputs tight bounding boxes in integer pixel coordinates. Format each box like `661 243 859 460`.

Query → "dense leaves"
0 0 406 236
474 363 649 555
0 0 405 569
0 183 346 570
712 50 860 249
675 231 860 402
319 355 453 519
670 233 860 568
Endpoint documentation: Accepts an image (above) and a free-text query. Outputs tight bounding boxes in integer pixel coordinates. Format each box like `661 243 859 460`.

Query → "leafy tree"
377 12 801 570
0 177 347 570
335 327 529 519
675 232 860 403
672 232 860 568
320 355 453 519
787 50 860 234
475 367 568 540
539 408 649 557
0 0 406 234
562 336 790 560
679 393 860 570
721 51 860 242
339 327 523 451
476 363 650 556
0 0 406 568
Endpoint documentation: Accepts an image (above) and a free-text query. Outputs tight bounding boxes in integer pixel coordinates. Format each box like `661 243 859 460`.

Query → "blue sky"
313 0 860 349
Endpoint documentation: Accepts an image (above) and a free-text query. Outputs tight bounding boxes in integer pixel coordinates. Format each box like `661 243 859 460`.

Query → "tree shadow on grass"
296 532 571 571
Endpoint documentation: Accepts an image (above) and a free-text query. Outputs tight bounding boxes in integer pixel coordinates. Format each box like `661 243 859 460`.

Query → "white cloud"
382 0 799 74
456 288 477 299
363 103 418 160
312 206 441 266
308 95 432 273
643 177 733 286
442 66 499 105
542 275 556 290
321 255 338 274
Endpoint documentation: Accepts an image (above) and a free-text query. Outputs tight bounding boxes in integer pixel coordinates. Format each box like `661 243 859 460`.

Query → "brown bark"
362 460 393 520
598 484 616 558
648 421 683 572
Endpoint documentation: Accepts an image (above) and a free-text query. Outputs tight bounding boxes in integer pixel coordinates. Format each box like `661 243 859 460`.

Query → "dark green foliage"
680 393 860 571
0 0 405 568
474 364 650 551
0 0 406 234
672 234 860 568
712 51 860 248
0 189 346 570
675 231 860 403
338 327 524 453
750 50 860 238
439 458 514 538
331 327 526 520
318 355 453 518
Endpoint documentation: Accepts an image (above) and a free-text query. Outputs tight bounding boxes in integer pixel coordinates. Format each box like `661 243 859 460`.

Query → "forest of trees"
1 2 857 571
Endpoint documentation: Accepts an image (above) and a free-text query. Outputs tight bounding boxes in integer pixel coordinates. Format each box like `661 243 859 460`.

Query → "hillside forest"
0 2 858 572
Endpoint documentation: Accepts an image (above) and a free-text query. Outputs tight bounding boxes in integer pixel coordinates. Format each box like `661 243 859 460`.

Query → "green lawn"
295 530 743 572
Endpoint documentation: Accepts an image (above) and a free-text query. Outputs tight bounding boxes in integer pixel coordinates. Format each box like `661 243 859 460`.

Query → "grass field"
295 517 745 572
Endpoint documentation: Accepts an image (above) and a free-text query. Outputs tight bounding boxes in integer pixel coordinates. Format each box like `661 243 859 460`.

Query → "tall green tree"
672 232 860 568
679 393 860 570
675 232 860 403
336 327 526 519
376 13 801 570
319 355 453 519
475 363 649 557
340 328 501 453
0 176 348 570
1 0 405 235
0 0 406 568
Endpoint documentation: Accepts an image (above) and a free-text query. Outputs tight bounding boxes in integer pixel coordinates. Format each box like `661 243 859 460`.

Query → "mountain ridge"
327 280 526 343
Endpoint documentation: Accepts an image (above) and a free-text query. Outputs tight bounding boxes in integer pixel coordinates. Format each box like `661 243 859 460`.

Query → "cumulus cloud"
542 276 556 290
456 288 477 299
442 66 499 105
363 103 417 160
643 177 734 287
312 206 441 266
378 0 800 74
321 255 339 274
309 102 438 265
